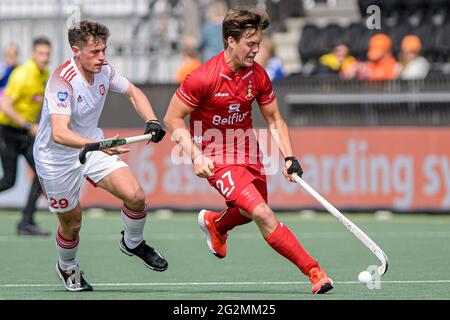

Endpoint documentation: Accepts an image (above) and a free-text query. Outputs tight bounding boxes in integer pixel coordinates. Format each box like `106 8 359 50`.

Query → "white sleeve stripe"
59 61 78 83
64 67 74 78
66 72 76 83
65 69 75 80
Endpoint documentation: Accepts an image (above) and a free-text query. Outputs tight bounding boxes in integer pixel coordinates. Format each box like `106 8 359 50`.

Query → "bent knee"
125 187 146 210
251 203 275 223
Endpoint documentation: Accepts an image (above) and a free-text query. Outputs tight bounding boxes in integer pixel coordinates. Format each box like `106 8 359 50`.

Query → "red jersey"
176 51 276 165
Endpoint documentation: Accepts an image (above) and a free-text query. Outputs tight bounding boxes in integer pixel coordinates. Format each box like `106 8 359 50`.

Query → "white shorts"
38 151 128 213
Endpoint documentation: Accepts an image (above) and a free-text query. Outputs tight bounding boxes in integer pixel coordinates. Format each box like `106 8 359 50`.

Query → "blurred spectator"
176 36 202 83
316 43 358 78
357 33 399 80
255 37 284 81
0 45 18 92
198 0 228 63
0 37 51 236
398 35 430 80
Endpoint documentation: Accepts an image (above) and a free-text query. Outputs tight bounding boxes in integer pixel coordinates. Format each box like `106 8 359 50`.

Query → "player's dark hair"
33 37 51 48
222 8 270 48
68 20 110 48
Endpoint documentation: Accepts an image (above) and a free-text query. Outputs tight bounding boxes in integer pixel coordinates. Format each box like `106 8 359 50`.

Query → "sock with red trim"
264 221 318 275
56 227 79 270
121 204 148 249
215 207 252 234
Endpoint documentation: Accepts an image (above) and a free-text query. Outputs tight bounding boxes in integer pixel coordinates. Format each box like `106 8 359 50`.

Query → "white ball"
358 271 372 284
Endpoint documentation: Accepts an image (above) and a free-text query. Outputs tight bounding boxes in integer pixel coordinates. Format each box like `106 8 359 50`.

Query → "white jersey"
33 58 129 178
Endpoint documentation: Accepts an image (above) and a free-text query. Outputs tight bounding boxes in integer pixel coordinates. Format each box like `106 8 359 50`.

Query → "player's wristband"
285 156 297 162
146 119 160 124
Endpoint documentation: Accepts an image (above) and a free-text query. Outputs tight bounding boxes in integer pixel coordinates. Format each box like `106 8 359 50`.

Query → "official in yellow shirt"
0 59 48 127
0 37 51 236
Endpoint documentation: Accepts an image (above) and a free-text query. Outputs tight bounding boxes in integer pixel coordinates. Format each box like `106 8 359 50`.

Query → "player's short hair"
222 8 270 48
68 20 110 48
33 37 51 49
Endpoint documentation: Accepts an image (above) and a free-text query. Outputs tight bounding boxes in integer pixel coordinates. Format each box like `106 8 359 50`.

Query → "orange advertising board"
78 128 450 212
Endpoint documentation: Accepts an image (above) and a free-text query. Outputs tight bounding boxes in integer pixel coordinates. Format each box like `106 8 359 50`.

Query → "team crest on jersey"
77 95 83 103
99 84 105 96
246 81 254 100
57 91 69 102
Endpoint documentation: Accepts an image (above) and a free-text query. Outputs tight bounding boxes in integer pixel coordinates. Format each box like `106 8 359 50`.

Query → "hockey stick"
292 173 389 276
79 133 153 164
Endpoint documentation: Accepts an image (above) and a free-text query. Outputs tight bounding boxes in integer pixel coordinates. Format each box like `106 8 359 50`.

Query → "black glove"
144 119 166 143
285 156 303 177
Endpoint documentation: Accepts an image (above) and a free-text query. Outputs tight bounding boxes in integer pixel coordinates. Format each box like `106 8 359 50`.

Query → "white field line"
1 280 450 288
1 231 450 241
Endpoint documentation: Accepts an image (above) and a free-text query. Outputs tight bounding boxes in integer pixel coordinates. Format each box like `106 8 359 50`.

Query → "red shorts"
208 163 267 213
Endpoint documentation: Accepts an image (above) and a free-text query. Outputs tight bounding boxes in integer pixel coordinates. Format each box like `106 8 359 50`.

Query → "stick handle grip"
79 134 153 164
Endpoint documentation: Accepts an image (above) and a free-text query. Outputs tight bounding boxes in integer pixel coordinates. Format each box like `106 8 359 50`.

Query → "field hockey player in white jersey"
33 20 168 292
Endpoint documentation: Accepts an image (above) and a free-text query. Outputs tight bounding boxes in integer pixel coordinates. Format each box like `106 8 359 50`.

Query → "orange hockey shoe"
198 209 228 258
308 266 334 294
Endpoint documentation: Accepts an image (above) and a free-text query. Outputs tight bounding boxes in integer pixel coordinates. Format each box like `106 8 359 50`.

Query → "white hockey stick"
292 174 389 276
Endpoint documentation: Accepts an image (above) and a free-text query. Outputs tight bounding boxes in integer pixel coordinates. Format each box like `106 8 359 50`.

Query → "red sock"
264 221 318 275
215 207 252 234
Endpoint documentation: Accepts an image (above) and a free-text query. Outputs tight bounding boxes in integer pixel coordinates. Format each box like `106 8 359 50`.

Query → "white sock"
121 204 148 249
56 228 79 271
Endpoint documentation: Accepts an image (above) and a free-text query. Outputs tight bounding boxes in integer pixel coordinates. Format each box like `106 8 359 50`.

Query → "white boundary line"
1 280 450 288
2 231 450 241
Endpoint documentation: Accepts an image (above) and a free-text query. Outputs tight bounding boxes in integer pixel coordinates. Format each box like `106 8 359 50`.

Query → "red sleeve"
256 67 276 106
175 70 207 108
